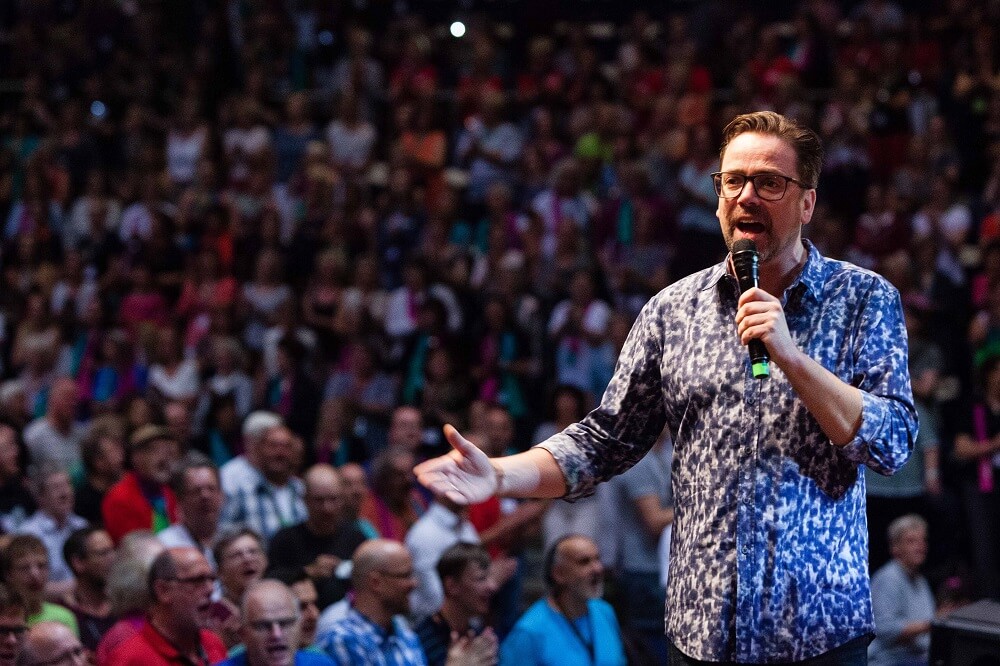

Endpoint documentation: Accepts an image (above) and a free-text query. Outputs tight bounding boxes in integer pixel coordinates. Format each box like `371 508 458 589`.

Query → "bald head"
351 540 408 589
241 580 304 664
21 622 84 666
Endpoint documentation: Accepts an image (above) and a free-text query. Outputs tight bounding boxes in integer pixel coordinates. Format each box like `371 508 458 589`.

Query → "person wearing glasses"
0 583 27 666
102 547 227 665
216 579 334 666
19 621 86 666
416 111 917 665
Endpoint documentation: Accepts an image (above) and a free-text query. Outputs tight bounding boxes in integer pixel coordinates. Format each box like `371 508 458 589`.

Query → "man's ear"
800 188 817 226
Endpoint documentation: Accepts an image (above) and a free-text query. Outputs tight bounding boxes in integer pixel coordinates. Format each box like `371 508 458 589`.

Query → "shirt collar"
708 239 825 310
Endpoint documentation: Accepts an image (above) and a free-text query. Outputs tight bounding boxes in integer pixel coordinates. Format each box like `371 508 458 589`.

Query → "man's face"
0 609 26 666
257 427 297 484
375 550 417 616
48 381 77 422
161 550 216 627
132 437 179 485
180 467 223 529
553 537 604 602
289 580 318 647
219 536 267 600
7 552 48 601
448 562 496 618
891 527 928 572
304 475 344 533
716 132 816 266
242 589 301 666
339 465 368 515
39 473 74 522
484 410 514 453
388 409 422 451
77 530 115 587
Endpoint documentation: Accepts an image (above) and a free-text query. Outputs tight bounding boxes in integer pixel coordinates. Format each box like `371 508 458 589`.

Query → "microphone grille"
732 239 757 255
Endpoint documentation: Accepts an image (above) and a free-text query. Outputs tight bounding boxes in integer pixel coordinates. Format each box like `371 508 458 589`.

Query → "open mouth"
266 644 290 663
735 221 766 234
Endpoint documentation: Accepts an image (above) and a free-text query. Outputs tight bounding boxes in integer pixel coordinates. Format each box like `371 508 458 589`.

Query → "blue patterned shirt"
318 607 428 666
537 241 917 663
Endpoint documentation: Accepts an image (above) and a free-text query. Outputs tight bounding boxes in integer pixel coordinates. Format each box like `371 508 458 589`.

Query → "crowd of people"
0 0 999 664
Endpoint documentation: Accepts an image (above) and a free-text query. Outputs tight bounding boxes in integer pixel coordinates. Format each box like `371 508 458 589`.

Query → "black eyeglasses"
0 624 27 638
170 573 218 586
711 172 810 201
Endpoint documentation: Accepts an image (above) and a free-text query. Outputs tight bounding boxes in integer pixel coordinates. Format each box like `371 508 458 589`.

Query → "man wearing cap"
101 425 181 544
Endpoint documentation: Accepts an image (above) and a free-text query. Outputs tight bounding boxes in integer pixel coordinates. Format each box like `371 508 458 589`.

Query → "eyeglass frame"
168 573 218 586
247 616 299 634
711 171 812 202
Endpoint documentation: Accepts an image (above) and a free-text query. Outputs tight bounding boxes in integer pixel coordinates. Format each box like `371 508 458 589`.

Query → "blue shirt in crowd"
317 607 427 666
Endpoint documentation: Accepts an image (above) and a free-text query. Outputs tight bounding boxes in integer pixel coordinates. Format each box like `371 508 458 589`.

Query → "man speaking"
416 111 917 665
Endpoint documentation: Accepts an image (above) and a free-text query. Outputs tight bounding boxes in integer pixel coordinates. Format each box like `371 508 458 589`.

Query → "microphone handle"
736 276 771 379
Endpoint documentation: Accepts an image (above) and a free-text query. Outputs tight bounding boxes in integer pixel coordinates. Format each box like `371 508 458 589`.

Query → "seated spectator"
220 423 306 543
0 423 34 532
500 535 625 666
315 539 422 664
0 582 27 666
61 527 115 651
101 425 180 544
216 579 335 666
339 463 378 540
23 377 85 480
103 547 227 665
17 465 88 594
73 416 125 525
157 452 224 569
868 515 935 666
415 543 499 666
359 450 427 541
146 326 200 408
267 465 368 611
0 535 78 635
219 411 281 498
95 531 165 663
215 528 269 615
405 496 480 621
289 575 321 649
20 621 85 666
261 339 321 451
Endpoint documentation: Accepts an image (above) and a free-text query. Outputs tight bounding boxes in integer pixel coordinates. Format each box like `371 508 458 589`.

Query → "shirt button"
742 545 750 554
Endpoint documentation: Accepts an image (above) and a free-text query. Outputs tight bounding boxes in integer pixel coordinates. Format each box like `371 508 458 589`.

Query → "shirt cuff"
534 433 597 501
836 390 884 465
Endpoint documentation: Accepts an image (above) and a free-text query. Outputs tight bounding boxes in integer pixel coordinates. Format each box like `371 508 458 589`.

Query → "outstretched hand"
414 424 498 505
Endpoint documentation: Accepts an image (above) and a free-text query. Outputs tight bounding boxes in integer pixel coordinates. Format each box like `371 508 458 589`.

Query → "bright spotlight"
450 21 466 38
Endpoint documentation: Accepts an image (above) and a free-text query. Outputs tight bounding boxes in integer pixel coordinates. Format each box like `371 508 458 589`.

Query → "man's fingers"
444 424 485 461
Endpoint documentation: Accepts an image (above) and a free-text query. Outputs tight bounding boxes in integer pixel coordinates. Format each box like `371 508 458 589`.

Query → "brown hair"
719 111 824 189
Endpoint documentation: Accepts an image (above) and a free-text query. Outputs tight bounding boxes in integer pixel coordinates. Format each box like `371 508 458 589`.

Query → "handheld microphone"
731 239 770 379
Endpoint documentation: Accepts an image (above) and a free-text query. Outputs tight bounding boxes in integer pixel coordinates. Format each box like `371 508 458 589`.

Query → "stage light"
450 21 466 38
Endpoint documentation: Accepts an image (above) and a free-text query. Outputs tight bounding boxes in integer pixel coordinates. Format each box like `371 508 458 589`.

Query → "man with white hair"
220 411 283 497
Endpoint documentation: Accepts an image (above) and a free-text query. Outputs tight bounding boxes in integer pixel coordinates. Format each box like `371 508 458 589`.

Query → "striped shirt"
220 467 306 543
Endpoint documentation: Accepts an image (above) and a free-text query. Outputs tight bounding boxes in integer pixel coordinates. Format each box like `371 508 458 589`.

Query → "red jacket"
100 620 225 666
101 472 178 544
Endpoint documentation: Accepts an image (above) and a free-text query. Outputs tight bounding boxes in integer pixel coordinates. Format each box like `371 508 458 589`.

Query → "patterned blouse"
537 241 918 663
